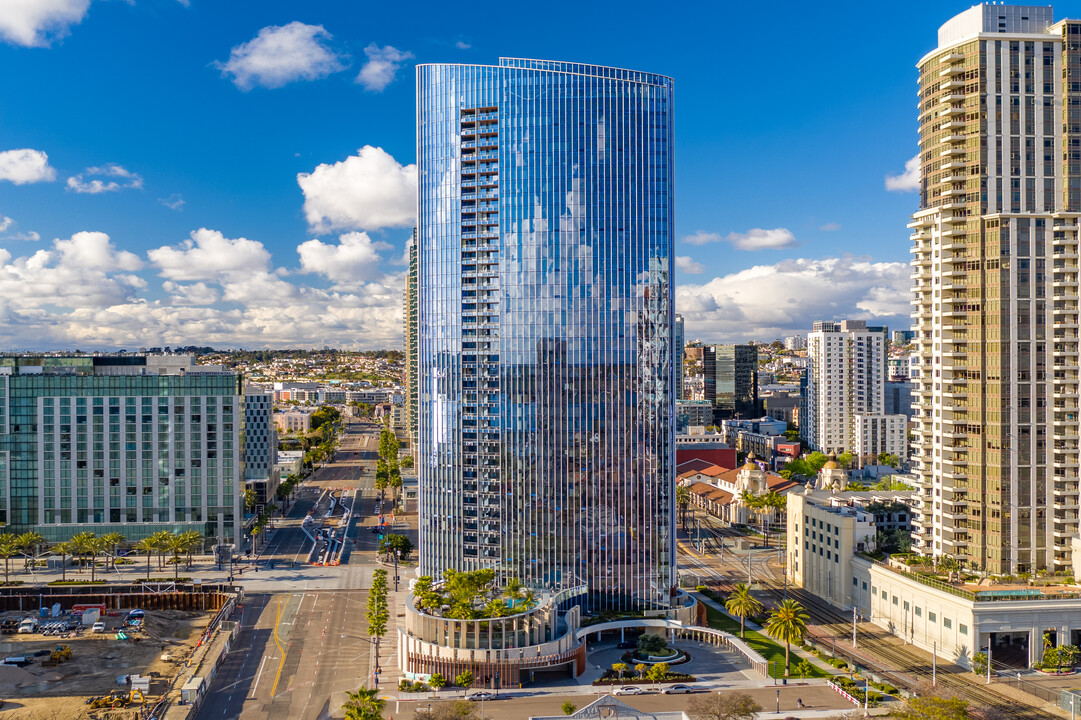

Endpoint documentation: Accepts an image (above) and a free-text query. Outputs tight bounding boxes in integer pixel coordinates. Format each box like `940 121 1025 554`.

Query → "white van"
17 617 37 634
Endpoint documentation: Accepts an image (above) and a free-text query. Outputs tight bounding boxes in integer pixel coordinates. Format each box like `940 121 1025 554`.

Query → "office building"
802 320 901 458
415 58 675 611
0 355 242 547
909 4 1081 574
703 344 758 422
884 379 914 418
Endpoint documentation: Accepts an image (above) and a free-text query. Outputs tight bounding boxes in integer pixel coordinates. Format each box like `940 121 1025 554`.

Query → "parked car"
92 621 106 633
467 692 497 701
661 684 697 694
616 641 637 649
612 686 646 696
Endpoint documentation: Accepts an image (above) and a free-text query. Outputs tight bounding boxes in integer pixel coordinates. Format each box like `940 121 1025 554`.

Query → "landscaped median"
701 602 831 680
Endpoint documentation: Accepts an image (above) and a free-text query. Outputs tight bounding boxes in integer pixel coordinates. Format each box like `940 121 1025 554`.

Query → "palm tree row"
0 529 206 584
722 582 809 676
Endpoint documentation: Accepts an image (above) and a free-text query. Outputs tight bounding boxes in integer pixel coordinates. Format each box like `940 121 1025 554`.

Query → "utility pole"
852 606 857 648
987 643 992 684
932 642 937 686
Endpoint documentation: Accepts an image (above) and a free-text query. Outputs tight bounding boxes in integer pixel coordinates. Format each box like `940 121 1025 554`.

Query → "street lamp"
394 549 401 592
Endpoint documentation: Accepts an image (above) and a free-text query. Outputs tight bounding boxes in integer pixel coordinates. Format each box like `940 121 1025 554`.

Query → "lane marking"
249 654 270 699
269 596 287 697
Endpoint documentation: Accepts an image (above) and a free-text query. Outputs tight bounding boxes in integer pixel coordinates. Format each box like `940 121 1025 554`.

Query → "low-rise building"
676 400 714 430
274 408 315 434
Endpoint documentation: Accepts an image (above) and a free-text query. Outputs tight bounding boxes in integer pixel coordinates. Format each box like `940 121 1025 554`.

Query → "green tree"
179 530 202 569
724 583 763 639
454 671 473 688
764 599 810 676
611 662 628 687
794 659 813 681
401 455 414 469
562 701 577 715
634 662 648 680
687 691 763 720
150 530 173 570
342 686 385 720
0 534 20 584
52 540 76 582
647 662 669 688
637 633 667 654
891 696 969 720
429 672 447 691
243 487 258 513
836 451 854 469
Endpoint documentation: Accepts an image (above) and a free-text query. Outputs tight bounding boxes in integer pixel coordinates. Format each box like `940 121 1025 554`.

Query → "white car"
612 686 645 696
661 684 696 694
92 621 106 633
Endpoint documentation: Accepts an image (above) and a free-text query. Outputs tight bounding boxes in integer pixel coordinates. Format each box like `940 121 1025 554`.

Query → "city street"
194 419 405 720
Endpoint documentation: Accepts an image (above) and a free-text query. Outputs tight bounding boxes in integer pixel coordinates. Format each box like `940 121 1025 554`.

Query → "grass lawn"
703 604 832 680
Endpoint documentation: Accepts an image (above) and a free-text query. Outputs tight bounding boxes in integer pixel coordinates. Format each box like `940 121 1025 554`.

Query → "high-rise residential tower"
910 4 1081 574
416 58 675 610
802 320 904 464
675 314 685 401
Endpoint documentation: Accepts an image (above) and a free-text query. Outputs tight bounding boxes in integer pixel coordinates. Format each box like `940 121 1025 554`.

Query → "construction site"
0 584 240 720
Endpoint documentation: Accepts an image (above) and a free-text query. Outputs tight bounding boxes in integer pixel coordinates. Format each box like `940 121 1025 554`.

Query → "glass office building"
416 58 675 610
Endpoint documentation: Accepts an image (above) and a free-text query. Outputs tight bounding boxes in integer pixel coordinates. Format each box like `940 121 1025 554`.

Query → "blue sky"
0 0 1040 348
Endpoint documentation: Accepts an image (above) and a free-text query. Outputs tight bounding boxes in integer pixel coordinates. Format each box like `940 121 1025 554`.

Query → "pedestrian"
797 698 804 709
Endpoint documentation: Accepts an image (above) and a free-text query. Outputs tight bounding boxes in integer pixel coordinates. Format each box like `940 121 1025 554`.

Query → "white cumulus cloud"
356 43 413 91
819 222 841 231
676 255 911 343
685 227 797 251
0 231 144 313
216 21 345 91
0 216 11 232
675 256 704 274
298 231 392 286
0 149 57 184
66 163 143 194
148 228 272 282
0 0 89 47
886 155 921 192
298 146 417 233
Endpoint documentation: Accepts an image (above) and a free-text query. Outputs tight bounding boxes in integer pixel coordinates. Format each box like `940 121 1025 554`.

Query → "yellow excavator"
50 645 72 663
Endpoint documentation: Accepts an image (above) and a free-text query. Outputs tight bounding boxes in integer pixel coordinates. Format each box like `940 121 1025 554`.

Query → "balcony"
939 93 966 103
940 147 967 157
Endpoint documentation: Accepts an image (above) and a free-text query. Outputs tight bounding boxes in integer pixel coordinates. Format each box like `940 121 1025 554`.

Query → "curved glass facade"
416 58 674 610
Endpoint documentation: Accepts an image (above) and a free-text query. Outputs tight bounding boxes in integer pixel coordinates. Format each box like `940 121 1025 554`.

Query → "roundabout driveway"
584 638 765 689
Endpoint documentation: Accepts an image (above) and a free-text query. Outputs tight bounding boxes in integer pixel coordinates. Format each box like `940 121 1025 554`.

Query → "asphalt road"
195 420 385 720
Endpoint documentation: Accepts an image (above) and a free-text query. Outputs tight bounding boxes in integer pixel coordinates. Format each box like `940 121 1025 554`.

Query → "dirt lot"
0 607 211 719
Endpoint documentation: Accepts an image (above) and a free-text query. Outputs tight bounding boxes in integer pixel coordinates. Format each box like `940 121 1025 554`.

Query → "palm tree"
52 540 75 582
150 530 173 570
764 599 810 676
101 532 125 570
0 534 19 584
16 531 44 574
342 686 384 720
179 531 202 570
725 582 763 639
167 533 187 580
676 484 691 528
72 532 105 583
135 537 157 580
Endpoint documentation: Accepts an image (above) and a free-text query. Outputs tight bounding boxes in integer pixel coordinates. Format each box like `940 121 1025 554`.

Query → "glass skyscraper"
416 58 675 610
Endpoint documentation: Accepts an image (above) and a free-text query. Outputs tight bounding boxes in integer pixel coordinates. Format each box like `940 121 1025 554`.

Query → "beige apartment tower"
910 4 1081 575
